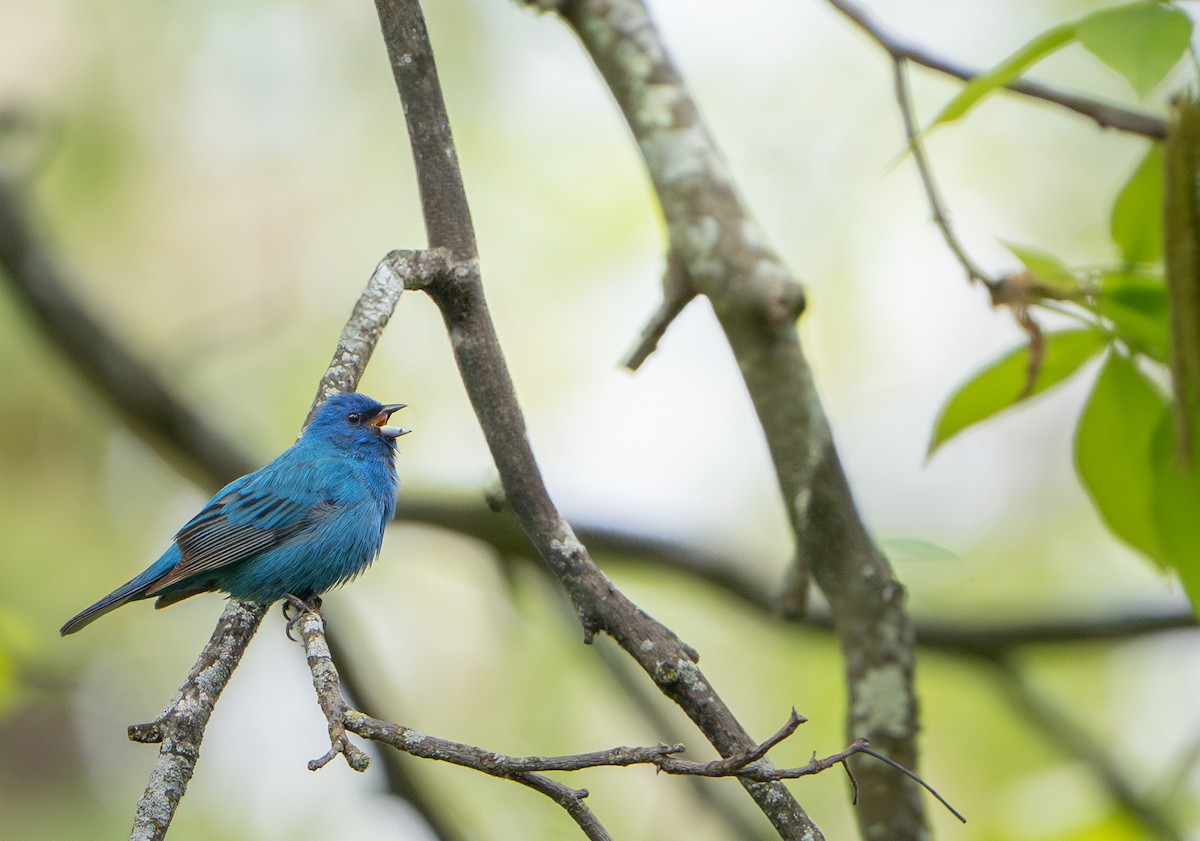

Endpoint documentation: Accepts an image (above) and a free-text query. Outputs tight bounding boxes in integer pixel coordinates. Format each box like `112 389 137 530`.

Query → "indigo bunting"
61 392 408 635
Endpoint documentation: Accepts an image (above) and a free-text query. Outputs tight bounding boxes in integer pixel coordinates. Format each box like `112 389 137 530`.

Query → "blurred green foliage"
1 1 1199 840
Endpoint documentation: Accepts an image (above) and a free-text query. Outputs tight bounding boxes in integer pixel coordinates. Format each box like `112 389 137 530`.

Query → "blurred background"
0 0 1195 838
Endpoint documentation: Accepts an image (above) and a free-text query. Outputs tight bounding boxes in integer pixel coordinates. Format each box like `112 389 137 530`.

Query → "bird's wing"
146 468 338 595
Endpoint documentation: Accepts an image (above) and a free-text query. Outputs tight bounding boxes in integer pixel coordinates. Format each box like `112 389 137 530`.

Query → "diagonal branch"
826 0 1167 139
890 56 996 289
537 1 925 838
126 601 268 841
372 0 821 836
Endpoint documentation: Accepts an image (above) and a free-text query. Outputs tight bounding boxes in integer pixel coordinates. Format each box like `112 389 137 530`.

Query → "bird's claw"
282 594 323 641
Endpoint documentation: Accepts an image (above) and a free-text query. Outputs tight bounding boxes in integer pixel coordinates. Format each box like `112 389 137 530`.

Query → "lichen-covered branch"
121 250 417 839
125 601 267 841
537 1 925 838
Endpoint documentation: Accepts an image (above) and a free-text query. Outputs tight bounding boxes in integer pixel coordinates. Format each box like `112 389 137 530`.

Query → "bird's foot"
282 594 323 641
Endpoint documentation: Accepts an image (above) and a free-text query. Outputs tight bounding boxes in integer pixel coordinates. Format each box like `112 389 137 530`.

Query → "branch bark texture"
542 1 926 838
373 0 822 836
126 602 267 841
296 609 964 835
122 250 412 839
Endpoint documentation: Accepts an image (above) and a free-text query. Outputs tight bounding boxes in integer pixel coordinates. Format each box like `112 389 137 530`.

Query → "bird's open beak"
372 403 411 439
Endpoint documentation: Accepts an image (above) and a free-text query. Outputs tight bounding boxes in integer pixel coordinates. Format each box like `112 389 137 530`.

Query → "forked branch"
292 608 966 834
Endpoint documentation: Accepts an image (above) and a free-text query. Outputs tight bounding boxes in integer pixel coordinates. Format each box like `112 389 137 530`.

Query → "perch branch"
539 1 925 838
295 609 965 833
126 601 268 841
124 251 416 840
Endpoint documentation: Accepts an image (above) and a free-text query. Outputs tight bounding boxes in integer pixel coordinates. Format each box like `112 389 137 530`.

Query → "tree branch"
890 57 997 289
826 0 1167 139
123 250 416 840
394 496 1199 653
126 601 268 841
538 1 925 838
294 608 964 833
373 0 821 836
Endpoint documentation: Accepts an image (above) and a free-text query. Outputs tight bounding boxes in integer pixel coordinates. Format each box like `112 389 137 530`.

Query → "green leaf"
1077 2 1193 98
930 24 1076 128
1076 351 1167 560
1111 145 1164 264
929 328 1108 455
1001 241 1079 292
1093 271 1168 361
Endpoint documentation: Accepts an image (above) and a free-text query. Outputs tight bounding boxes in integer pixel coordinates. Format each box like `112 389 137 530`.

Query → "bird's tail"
59 560 173 635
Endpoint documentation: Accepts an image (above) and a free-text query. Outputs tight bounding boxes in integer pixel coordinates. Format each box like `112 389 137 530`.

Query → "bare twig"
890 57 996 289
321 615 467 841
889 47 1070 394
537 2 925 838
374 0 821 836
295 609 965 831
623 248 695 370
295 607 649 841
827 0 1167 139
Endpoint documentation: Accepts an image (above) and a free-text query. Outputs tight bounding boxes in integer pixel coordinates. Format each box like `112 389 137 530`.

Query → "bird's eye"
347 412 362 424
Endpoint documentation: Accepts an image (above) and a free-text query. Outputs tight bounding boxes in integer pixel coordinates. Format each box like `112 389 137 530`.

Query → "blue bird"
61 393 409 635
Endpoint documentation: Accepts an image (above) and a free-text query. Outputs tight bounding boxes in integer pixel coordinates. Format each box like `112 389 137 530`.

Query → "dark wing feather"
147 482 333 595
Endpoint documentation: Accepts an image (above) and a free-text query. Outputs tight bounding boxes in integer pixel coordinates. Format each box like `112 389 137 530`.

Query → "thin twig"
827 0 1167 139
294 607 636 839
890 52 1051 392
624 248 695 370
890 56 996 289
294 608 965 830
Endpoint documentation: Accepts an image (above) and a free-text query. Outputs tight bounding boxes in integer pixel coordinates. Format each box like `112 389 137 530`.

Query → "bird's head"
305 392 410 450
